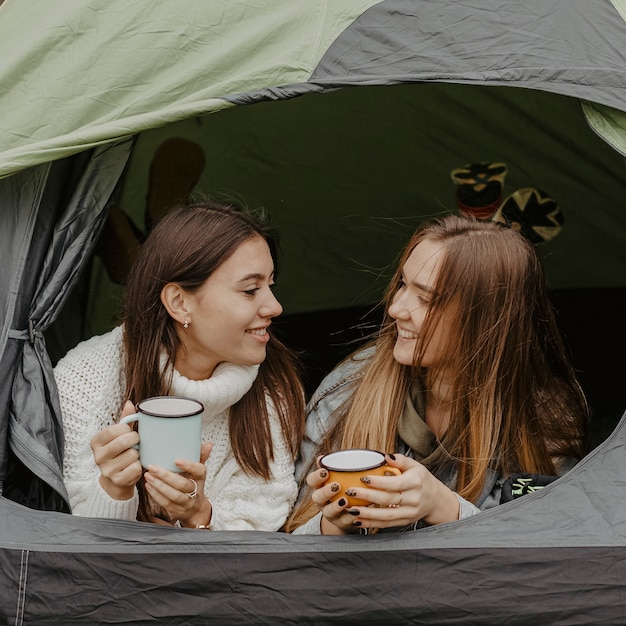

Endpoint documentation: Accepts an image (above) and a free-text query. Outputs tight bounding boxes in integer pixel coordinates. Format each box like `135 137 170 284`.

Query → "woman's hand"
143 442 214 528
91 400 142 500
305 461 362 535
342 453 461 531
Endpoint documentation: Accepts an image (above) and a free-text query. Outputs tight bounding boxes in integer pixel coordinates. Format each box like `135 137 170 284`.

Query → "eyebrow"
402 272 436 294
237 272 274 283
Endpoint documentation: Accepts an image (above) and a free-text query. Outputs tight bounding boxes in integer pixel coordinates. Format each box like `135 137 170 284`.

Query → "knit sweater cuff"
81 481 140 520
208 506 224 531
290 511 324 535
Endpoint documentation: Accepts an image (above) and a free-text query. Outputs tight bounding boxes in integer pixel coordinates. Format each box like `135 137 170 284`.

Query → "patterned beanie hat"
450 161 507 219
492 187 564 245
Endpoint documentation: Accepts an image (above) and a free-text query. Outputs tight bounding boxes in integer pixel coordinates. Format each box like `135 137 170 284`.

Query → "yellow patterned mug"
320 449 401 507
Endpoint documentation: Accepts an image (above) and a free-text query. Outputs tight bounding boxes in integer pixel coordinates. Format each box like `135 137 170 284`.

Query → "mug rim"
136 395 204 418
319 448 386 472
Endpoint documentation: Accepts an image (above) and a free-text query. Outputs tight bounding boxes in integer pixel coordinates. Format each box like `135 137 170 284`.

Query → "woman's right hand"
305 465 357 535
90 400 142 500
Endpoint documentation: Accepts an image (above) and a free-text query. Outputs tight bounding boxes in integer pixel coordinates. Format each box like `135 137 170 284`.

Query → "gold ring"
185 478 198 499
389 492 403 508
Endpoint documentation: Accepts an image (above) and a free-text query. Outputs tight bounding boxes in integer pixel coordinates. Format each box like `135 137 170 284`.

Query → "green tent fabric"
0 0 379 178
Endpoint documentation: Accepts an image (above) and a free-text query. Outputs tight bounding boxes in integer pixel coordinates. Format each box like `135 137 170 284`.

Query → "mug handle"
120 413 141 450
384 467 402 476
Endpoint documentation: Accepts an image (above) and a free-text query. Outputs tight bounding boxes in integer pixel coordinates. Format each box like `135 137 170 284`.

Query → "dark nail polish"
352 520 362 527
387 453 397 461
337 498 347 507
360 476 371 485
348 509 360 516
345 488 357 496
330 483 340 492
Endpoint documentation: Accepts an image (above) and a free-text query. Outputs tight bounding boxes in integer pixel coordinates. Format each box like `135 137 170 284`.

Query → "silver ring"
185 478 198 499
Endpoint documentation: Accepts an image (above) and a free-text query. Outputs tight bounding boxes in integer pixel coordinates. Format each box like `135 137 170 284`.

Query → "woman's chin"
392 343 415 367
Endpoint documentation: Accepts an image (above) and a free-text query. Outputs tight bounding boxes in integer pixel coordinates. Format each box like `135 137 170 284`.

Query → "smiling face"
173 235 282 379
387 238 450 368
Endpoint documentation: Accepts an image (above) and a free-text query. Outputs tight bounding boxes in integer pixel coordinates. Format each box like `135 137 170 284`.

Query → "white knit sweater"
54 326 298 531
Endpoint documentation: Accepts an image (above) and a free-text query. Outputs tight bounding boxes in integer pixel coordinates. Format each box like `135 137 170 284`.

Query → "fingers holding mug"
319 495 362 535
184 477 198 499
91 421 142 500
144 465 208 529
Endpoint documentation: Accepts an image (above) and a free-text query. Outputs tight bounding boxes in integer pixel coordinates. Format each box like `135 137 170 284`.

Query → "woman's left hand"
144 442 213 528
345 453 461 531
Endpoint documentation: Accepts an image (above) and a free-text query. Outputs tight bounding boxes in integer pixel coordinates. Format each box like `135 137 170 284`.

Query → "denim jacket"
294 347 517 534
294 347 579 535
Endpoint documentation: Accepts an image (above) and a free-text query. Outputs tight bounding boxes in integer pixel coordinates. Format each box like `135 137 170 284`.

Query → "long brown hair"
287 215 589 530
121 199 305 521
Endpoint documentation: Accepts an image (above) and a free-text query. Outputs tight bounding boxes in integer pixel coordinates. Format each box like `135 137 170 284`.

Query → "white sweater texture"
54 326 297 531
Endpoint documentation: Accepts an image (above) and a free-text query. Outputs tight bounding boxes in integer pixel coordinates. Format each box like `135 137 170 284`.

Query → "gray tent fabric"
1 409 626 624
0 140 132 511
313 0 626 108
236 0 626 114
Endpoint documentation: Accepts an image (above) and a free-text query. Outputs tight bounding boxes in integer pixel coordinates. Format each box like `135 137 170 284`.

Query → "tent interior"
45 81 626 448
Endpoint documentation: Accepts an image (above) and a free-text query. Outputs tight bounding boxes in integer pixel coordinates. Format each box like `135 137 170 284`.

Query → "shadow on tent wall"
274 287 626 449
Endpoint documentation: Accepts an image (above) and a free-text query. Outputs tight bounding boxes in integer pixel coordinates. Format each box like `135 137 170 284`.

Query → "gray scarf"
396 383 448 468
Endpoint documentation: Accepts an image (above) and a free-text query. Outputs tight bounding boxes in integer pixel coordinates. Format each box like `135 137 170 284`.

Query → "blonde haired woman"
288 215 589 535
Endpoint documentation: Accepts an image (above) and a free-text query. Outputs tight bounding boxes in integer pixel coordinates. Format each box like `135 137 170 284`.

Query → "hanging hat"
145 137 206 232
492 187 564 244
450 161 507 219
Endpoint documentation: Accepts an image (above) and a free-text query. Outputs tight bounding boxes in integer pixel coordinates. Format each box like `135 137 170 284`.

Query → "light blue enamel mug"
120 396 204 473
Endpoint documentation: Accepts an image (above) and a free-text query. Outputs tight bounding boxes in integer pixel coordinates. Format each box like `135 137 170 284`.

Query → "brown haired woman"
287 214 589 535
56 200 304 530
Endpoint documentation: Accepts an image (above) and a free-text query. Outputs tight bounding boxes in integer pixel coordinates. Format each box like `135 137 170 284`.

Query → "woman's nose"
388 290 409 320
261 289 283 318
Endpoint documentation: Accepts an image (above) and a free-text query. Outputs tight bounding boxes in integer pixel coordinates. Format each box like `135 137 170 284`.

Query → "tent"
1 0 626 622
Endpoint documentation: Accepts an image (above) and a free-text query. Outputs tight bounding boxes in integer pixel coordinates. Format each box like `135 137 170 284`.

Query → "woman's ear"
160 283 188 324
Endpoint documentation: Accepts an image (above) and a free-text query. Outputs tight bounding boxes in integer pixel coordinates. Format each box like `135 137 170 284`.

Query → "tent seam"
14 549 28 626
609 0 626 22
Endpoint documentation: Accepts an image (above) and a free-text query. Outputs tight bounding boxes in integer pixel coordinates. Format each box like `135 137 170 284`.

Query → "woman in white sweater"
55 200 305 531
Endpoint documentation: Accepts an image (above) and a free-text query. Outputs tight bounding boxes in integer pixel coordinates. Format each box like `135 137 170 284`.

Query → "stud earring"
183 316 190 329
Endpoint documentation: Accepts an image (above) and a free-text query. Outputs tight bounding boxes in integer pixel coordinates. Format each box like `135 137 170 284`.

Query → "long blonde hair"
287 215 589 530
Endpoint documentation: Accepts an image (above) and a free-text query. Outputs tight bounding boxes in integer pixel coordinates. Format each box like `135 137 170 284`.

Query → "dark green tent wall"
65 83 626 429
1 1 626 623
